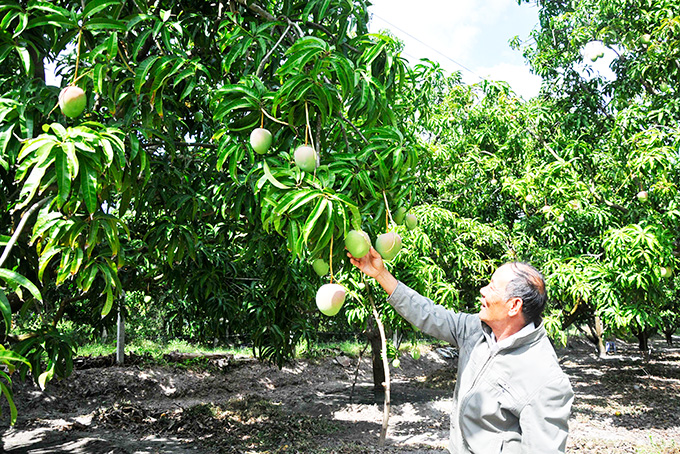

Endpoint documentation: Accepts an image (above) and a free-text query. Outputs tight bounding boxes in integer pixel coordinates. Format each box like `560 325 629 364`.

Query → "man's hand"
347 246 384 277
347 247 398 295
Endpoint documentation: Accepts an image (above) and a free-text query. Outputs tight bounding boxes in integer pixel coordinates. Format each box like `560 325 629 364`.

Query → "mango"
393 207 407 225
375 232 402 261
59 86 86 118
312 258 329 276
316 283 346 316
404 214 418 230
345 229 371 258
294 145 317 172
250 128 273 154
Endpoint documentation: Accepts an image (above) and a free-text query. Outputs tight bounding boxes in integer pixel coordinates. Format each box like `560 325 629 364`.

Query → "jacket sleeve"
387 281 476 347
519 373 574 453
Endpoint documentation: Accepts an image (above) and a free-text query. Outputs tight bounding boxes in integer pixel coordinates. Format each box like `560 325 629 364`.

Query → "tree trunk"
594 316 606 358
631 323 651 362
577 318 605 358
366 326 385 400
116 296 125 365
664 328 674 346
366 290 391 448
637 330 650 362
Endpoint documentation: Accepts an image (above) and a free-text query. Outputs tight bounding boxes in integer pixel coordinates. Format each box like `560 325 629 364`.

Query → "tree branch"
233 0 275 21
340 114 369 144
0 198 50 269
306 21 359 54
52 291 94 327
233 0 359 53
256 23 292 78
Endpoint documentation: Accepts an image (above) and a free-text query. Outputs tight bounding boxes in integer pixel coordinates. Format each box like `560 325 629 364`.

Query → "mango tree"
0 0 447 435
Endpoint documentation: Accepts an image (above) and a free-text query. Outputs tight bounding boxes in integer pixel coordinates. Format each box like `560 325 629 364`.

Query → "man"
348 247 574 454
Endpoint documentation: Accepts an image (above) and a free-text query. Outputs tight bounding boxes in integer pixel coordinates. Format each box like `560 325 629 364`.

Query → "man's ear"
508 297 523 317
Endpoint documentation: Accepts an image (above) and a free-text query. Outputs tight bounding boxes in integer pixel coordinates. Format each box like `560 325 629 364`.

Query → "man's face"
479 265 515 326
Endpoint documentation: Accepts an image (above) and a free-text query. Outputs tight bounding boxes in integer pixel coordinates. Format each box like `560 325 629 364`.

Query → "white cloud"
474 63 543 99
577 41 617 82
368 1 543 97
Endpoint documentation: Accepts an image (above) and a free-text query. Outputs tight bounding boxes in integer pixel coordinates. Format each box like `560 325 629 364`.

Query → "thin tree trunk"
594 316 606 358
116 294 125 365
638 330 650 362
664 329 674 346
631 323 651 362
367 326 385 399
367 290 390 448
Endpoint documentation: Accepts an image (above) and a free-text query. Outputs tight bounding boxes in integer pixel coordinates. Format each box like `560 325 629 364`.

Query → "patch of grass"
637 437 680 454
296 338 366 359
76 339 253 360
77 342 116 357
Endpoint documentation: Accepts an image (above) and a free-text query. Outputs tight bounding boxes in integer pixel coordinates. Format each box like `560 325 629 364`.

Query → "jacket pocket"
500 438 522 453
496 377 521 414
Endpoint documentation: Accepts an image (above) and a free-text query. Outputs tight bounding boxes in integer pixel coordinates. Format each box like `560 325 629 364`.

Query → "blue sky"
368 0 543 99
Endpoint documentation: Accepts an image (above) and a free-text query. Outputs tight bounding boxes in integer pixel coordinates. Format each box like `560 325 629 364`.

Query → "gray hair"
504 262 547 326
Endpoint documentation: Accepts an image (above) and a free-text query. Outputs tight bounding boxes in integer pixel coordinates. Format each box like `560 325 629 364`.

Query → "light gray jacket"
389 282 574 454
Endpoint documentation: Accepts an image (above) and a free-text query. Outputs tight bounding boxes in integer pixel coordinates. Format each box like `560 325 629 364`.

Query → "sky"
367 0 544 99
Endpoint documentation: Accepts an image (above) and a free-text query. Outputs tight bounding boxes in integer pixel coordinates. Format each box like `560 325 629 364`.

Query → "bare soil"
1 337 679 454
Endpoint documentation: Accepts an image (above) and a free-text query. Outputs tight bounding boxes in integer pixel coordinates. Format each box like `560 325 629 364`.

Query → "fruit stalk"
382 190 390 231
329 234 334 284
73 28 83 83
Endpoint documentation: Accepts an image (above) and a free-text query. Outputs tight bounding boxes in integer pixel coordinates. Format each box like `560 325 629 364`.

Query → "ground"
1 336 679 454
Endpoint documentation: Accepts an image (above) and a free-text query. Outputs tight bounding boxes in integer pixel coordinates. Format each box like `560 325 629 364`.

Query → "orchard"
1 0 679 451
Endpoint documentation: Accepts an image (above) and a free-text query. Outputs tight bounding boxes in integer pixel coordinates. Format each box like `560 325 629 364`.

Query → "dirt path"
1 337 679 453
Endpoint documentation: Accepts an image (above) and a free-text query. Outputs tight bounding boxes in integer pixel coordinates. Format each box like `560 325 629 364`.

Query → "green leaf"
263 160 291 189
134 55 160 95
0 348 30 368
16 153 54 209
38 246 62 282
216 138 236 172
83 0 120 19
275 190 321 215
128 133 139 161
62 139 78 178
93 63 106 94
303 198 329 243
26 14 76 29
15 46 31 75
79 265 99 292
101 286 114 317
0 269 43 302
12 12 28 38
0 289 11 334
55 145 71 208
38 364 55 391
83 17 126 31
80 161 99 214
0 382 18 425
213 97 258 121
0 123 14 171
131 29 153 61
100 219 120 256
228 145 245 182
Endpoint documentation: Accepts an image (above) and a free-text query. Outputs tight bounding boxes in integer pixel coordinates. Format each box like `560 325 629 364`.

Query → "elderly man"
348 247 574 454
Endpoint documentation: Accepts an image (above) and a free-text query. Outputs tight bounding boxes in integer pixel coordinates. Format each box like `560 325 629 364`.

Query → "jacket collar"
481 319 545 351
